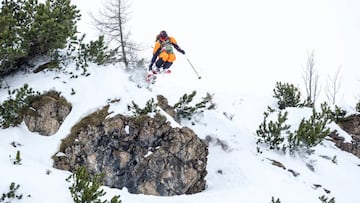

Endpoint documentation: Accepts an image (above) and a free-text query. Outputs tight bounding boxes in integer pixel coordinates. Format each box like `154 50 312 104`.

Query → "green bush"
67 34 114 76
174 91 214 121
66 166 121 203
0 182 23 202
256 106 331 155
319 195 335 203
273 82 302 110
0 0 27 75
270 197 281 203
288 108 331 154
128 92 215 121
256 107 290 151
0 84 40 128
356 101 360 113
12 150 22 165
0 0 80 76
128 98 158 116
320 102 347 123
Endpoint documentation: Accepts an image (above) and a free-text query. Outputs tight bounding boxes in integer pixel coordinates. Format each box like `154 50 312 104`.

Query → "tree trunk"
118 0 128 68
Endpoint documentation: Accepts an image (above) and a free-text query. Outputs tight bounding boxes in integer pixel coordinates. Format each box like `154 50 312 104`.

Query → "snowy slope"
0 63 360 203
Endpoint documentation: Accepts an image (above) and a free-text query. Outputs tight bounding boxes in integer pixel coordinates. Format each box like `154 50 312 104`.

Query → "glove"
148 63 153 71
179 49 185 55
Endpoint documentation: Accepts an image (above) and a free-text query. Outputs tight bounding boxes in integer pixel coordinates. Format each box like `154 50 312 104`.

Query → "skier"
148 30 185 74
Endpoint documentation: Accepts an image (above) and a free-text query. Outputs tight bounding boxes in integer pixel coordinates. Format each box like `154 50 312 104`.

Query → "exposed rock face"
337 115 360 136
157 95 176 120
23 91 72 136
53 106 208 196
331 115 360 158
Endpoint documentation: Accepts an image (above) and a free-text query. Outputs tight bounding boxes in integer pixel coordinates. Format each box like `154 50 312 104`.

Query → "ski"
145 72 156 84
145 69 171 84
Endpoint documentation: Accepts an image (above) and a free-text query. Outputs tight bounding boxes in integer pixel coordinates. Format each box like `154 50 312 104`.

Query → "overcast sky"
74 0 360 106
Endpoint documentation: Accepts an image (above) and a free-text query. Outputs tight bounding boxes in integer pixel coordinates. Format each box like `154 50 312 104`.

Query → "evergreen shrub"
273 81 302 110
66 166 121 203
0 84 40 128
0 0 80 75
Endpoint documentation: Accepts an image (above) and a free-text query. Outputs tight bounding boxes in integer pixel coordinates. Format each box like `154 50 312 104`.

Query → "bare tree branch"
325 66 342 104
90 0 140 68
302 50 320 107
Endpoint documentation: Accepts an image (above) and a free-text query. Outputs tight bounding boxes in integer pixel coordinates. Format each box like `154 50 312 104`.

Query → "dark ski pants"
155 58 173 70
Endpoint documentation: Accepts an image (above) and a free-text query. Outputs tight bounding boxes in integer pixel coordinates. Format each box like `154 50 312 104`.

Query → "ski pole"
185 55 202 79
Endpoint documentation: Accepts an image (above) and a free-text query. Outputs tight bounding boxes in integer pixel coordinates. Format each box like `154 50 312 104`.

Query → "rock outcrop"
330 115 360 158
23 91 72 136
53 105 208 196
157 95 176 120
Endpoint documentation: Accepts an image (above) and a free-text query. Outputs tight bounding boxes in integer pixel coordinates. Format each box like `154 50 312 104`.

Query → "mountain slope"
0 63 359 203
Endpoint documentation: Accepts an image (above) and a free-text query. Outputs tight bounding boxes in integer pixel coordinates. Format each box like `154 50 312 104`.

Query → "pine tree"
23 0 81 57
66 166 121 203
256 108 290 151
0 0 80 76
0 0 28 75
273 81 302 110
289 108 330 154
174 91 209 121
129 98 158 116
0 84 40 128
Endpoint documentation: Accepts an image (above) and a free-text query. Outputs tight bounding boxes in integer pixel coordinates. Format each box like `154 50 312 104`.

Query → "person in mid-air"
148 30 185 74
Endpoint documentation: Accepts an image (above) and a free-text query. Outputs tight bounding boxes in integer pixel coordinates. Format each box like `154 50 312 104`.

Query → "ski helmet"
159 30 168 38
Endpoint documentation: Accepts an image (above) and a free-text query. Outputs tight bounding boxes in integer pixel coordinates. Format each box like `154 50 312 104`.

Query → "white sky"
75 0 360 106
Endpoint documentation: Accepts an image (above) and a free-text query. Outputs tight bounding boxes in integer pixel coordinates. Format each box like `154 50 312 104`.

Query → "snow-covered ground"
1 63 360 203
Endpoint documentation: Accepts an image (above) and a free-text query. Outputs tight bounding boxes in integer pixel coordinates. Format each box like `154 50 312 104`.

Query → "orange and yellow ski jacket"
150 36 183 64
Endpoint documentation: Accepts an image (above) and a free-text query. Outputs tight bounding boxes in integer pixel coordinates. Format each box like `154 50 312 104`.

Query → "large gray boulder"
53 105 208 196
23 91 72 136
